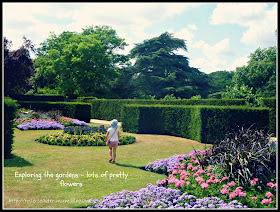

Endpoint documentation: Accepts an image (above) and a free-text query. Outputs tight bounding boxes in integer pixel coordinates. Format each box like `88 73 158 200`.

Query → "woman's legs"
109 142 118 163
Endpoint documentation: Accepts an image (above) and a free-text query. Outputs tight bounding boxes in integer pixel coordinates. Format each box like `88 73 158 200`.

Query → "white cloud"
191 38 237 73
210 3 277 46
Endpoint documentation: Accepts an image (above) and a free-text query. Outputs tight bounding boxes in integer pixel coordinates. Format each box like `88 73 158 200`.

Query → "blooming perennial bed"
87 148 276 209
14 117 89 130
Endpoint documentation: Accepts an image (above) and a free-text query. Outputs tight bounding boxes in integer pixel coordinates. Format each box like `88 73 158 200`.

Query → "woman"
105 119 120 164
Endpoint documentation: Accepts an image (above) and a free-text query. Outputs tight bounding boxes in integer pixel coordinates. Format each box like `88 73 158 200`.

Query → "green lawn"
4 122 210 208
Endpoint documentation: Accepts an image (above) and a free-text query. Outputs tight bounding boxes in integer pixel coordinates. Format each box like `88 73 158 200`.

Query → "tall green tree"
128 32 210 99
232 46 276 97
207 70 235 98
33 26 129 98
4 36 35 96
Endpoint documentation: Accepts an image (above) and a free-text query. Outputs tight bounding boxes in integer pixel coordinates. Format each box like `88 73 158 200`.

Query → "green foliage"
36 132 136 146
86 98 247 121
207 70 234 98
34 26 129 98
122 105 270 144
17 101 91 122
190 95 202 100
4 97 19 159
128 32 211 99
197 127 276 187
9 94 65 102
232 46 276 97
222 85 263 107
63 125 107 135
161 94 181 100
263 98 276 135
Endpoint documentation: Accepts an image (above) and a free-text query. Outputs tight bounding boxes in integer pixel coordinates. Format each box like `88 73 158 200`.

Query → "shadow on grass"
115 162 145 170
4 154 33 167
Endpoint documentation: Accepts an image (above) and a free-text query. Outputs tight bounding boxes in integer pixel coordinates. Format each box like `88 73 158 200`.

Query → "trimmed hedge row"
9 94 65 102
85 99 247 121
263 98 276 135
4 97 18 159
16 101 92 123
121 104 270 144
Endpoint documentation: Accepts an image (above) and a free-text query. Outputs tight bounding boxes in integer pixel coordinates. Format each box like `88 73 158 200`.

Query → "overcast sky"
3 2 277 74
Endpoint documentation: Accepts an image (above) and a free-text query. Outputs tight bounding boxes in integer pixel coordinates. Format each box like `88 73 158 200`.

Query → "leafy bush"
86 99 246 121
122 104 270 144
195 127 276 187
36 132 135 146
9 94 65 101
63 125 108 135
263 98 276 135
17 101 92 122
4 97 18 159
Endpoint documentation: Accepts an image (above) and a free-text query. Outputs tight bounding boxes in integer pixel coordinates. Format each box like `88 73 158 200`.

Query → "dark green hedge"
17 101 92 123
122 104 270 144
86 99 247 121
4 97 18 159
263 98 276 136
9 94 65 102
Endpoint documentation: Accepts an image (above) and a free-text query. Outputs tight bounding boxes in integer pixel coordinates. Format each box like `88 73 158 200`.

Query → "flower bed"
63 125 108 135
36 132 136 146
12 108 89 130
87 183 247 209
86 128 276 209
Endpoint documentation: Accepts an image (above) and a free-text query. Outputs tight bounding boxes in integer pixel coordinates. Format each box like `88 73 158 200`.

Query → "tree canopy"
33 26 129 98
4 36 35 96
232 46 276 97
127 32 211 99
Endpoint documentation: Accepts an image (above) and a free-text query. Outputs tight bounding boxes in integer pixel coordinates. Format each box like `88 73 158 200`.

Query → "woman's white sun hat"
110 119 118 128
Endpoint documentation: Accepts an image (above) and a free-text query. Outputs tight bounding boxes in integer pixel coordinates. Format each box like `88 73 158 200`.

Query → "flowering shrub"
36 132 136 147
87 183 247 209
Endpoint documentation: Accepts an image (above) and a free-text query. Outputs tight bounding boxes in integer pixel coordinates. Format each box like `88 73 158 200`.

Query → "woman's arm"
105 131 109 142
118 130 120 141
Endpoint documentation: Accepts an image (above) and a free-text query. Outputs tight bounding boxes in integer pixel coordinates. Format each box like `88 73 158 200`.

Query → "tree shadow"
4 154 33 167
115 162 145 170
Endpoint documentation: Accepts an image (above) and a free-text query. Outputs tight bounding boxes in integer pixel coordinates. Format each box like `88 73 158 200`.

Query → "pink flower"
194 159 199 164
238 192 247 197
267 182 277 188
201 183 209 189
220 188 229 195
172 169 178 174
186 181 191 185
213 179 220 183
251 196 258 200
207 167 212 171
195 176 204 184
175 180 185 188
185 172 191 176
250 178 258 186
206 179 213 184
197 169 206 175
235 187 243 195
265 192 274 198
193 173 199 177
222 176 228 181
229 192 237 199
222 184 229 189
261 198 272 205
192 166 198 171
228 181 236 187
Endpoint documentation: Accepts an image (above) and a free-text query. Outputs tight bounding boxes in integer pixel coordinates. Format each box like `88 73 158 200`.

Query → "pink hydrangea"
251 196 258 200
